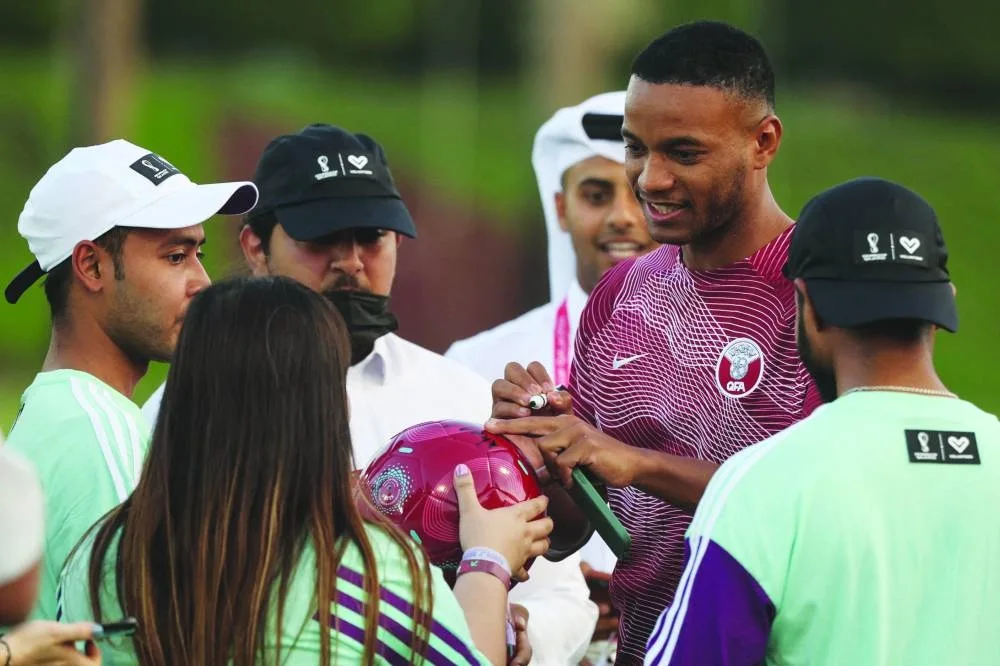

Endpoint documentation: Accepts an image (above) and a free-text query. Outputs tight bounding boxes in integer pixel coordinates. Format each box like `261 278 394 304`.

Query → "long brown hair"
85 276 432 665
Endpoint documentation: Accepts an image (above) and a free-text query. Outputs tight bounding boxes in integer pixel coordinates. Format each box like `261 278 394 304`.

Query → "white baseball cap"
5 139 259 304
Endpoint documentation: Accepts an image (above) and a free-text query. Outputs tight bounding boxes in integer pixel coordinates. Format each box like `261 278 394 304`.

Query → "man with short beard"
645 177 1000 666
4 139 257 620
142 124 599 665
486 22 821 663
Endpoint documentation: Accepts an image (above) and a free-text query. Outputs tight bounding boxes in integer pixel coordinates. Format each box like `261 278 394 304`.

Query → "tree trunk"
527 0 655 114
69 0 142 145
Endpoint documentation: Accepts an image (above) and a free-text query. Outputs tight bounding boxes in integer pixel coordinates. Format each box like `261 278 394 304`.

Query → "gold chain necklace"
842 385 957 399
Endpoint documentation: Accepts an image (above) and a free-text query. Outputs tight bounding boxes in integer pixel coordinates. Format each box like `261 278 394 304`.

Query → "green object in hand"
567 467 632 557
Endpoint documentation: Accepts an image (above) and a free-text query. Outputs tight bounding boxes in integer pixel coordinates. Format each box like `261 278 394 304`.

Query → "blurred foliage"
0 0 528 77
782 0 1000 111
0 3 62 48
2 1 998 105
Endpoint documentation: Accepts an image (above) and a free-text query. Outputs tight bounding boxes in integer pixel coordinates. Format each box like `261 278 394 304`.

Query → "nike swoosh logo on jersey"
612 353 646 369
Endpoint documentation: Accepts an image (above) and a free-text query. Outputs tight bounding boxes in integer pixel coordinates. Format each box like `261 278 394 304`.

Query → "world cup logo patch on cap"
715 337 765 398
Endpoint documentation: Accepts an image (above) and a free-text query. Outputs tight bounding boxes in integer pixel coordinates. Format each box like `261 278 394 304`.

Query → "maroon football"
360 420 544 577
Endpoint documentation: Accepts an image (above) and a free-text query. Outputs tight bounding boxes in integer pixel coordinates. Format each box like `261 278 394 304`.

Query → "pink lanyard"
553 297 570 387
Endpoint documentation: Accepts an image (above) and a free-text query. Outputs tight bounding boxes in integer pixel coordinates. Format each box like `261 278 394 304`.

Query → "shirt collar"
350 333 394 386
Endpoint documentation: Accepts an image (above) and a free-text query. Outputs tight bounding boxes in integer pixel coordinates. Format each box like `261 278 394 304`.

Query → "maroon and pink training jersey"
569 226 821 665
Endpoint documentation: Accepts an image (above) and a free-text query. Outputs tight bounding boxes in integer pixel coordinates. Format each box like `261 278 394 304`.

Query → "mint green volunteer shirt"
4 370 148 620
60 523 491 665
646 391 1000 665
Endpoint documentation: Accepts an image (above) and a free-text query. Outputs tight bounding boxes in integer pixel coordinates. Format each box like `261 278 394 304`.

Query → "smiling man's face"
555 155 654 293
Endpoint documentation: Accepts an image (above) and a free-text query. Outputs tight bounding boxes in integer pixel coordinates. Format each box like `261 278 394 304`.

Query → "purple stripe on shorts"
337 565 481 665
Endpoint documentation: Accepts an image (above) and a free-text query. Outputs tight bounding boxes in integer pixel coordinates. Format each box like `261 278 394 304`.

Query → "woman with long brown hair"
58 275 552 665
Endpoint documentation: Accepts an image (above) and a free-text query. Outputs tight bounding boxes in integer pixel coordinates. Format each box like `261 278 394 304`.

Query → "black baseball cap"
785 177 958 332
248 124 416 240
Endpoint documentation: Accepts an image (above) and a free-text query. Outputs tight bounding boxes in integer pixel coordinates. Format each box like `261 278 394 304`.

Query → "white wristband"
461 547 511 575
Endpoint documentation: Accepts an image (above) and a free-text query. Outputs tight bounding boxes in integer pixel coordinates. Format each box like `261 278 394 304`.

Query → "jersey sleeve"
643 538 774 665
569 259 633 427
46 446 134 620
40 394 145 619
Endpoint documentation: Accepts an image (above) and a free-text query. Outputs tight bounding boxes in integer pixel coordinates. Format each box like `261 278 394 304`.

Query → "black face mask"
323 290 399 365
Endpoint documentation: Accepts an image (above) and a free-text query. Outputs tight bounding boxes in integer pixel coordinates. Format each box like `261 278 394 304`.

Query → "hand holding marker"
524 385 631 557
527 385 568 411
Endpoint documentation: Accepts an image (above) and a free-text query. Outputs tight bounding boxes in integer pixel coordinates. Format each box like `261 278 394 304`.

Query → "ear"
71 241 106 295
794 278 825 332
395 231 403 248
752 114 783 169
240 225 269 276
555 192 569 233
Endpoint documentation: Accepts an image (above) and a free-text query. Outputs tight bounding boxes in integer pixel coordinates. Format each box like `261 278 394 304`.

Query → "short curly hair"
631 20 776 110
